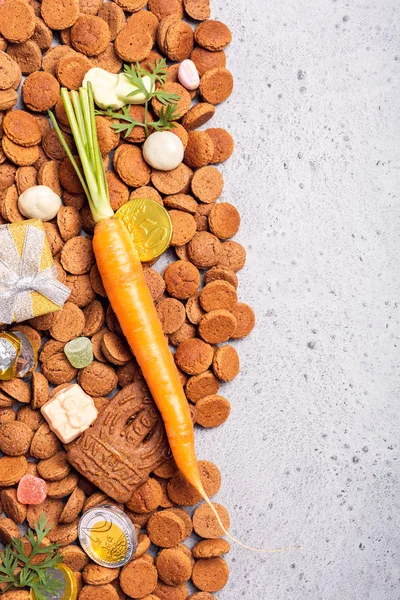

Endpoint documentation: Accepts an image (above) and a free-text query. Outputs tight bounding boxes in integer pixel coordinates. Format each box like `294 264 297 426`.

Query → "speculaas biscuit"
68 381 169 502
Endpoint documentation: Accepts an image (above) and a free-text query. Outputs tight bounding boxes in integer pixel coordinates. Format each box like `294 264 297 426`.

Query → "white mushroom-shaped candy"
18 185 62 221
142 131 185 171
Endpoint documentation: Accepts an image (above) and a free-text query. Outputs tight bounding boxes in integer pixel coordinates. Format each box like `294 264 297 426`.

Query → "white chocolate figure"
142 131 184 171
18 185 62 221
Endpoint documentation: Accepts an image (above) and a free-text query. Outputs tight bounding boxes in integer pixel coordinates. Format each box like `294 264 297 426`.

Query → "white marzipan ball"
18 185 62 221
142 131 185 171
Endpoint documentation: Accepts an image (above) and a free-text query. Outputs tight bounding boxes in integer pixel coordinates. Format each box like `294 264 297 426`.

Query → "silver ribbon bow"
0 224 71 324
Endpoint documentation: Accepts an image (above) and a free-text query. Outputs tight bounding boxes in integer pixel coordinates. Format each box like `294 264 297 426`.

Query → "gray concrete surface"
189 1 400 598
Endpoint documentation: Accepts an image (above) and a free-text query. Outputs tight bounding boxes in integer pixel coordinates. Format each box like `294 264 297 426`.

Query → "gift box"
0 219 71 324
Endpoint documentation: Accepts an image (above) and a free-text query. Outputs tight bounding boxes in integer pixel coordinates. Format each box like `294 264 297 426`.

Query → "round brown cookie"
184 0 210 20
188 594 216 600
156 298 186 335
230 302 255 338
38 162 63 197
2 136 39 166
208 202 240 240
143 267 165 303
165 511 192 542
191 165 223 204
147 511 186 548
167 460 221 506
169 210 197 247
0 35 6 51
153 455 178 479
63 191 85 211
90 42 123 74
59 486 86 524
163 260 200 299
114 144 151 187
193 213 208 232
126 509 155 529
30 423 61 460
71 16 111 56
127 10 159 43
115 24 152 62
80 206 96 234
96 117 120 155
32 17 53 50
39 339 64 363
82 300 105 337
83 563 120 585
59 157 84 194
156 547 192 586
192 557 229 593
175 336 213 375
0 162 17 189
122 105 147 144
212 345 239 381
0 407 16 424
130 186 163 205
206 128 234 164
149 0 183 20
185 371 219 403
0 378 30 403
15 166 37 194
79 584 119 600
113 0 147 10
66 274 96 307
0 421 33 456
0 456 27 487
169 320 196 347
6 40 42 75
196 394 231 428
79 0 103 15
194 20 232 51
60 545 89 571
49 303 85 342
30 309 58 331
47 472 79 499
105 171 128 212
182 103 215 132
33 113 52 137
198 310 237 344
78 361 118 397
120 559 157 598
163 194 197 213
151 163 193 195
185 292 204 325
193 539 230 562
41 0 80 30
97 3 126 41
42 353 78 385
61 237 95 275
0 88 18 110
165 20 193 62
204 266 238 289
37 451 71 482
191 46 226 77
0 0 35 43
200 68 233 105
0 517 22 545
101 332 132 365
126 478 162 513
31 372 49 410
1 488 27 523
17 406 44 431
43 45 76 76
89 264 106 298
171 122 189 149
132 532 151 559
152 82 191 119
57 52 92 90
217 240 246 272
105 305 123 335
200 281 238 312
184 131 214 169
187 231 221 269
57 206 82 242
154 582 188 600
22 71 60 112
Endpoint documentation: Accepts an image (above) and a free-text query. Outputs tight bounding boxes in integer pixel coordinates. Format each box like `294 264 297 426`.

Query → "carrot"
49 82 297 554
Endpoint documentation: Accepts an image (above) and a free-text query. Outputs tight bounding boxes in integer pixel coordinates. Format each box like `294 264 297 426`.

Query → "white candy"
18 185 62 221
142 131 185 171
178 60 200 91
83 68 154 110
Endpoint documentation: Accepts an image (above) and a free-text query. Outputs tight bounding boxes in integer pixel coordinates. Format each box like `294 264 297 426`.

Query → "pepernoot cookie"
49 303 85 342
22 71 60 112
41 0 80 30
152 82 191 120
155 547 193 586
192 539 230 559
163 260 200 299
106 171 129 211
163 193 197 213
2 137 39 167
147 510 186 548
206 127 234 164
191 46 226 77
32 17 53 51
184 131 214 169
126 478 162 513
149 0 183 21
165 20 194 62
198 309 237 344
6 40 42 75
97 3 126 41
196 395 231 428
0 456 28 487
60 236 95 275
120 559 158 598
187 232 221 269
182 103 215 131
156 298 186 335
185 370 220 403
78 584 119 600
184 0 210 21
200 281 237 312
217 240 246 272
0 0 36 43
115 23 153 62
169 210 197 247
175 337 213 375
83 563 120 585
57 52 92 90
191 557 229 593
151 163 193 195
71 15 111 56
191 166 223 203
200 68 234 105
194 20 232 51
114 144 151 187
127 10 159 43
78 360 118 397
230 302 256 338
167 460 221 506
208 202 240 239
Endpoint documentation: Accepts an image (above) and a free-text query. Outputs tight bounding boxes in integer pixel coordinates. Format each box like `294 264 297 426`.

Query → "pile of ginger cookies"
0 0 256 599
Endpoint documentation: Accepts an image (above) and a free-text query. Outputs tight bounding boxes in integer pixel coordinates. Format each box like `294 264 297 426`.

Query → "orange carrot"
50 83 297 553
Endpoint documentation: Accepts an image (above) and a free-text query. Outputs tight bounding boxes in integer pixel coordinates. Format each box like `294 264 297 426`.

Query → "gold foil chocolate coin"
30 564 77 600
115 198 172 262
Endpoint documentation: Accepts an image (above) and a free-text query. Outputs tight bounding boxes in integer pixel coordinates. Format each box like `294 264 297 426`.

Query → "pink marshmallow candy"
17 474 47 505
178 60 200 91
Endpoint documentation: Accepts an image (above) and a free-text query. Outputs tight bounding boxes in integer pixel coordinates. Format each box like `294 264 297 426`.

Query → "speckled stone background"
183 0 400 597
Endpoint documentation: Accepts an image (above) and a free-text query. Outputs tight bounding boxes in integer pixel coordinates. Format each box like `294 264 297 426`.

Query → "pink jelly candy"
178 60 200 91
17 474 47 505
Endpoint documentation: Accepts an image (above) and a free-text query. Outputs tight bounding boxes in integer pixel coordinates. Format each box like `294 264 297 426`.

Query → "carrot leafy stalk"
49 85 297 555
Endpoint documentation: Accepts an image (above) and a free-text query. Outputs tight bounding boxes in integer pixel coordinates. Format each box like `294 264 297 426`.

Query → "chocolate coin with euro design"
115 198 172 262
29 564 77 600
